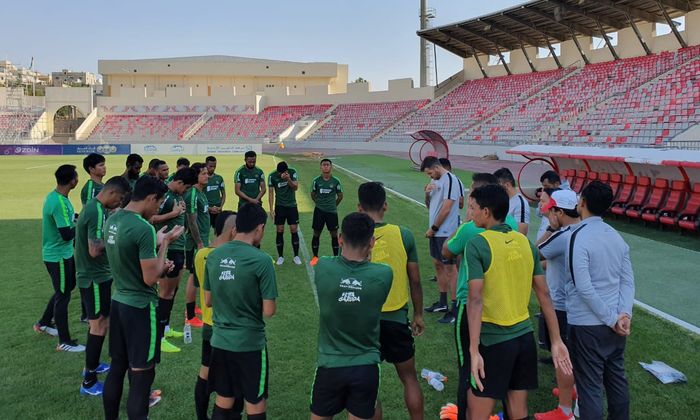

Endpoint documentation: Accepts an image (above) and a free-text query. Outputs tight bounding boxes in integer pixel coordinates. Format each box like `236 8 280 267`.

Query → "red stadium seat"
587 171 599 183
611 176 637 215
634 178 669 221
607 173 623 199
658 181 689 227
621 177 651 218
571 170 587 193
678 183 700 232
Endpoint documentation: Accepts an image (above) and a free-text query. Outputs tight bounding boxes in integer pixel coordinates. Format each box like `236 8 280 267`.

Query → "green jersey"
80 179 104 205
234 165 265 207
185 187 210 249
447 215 519 304
75 198 110 288
165 173 175 184
314 256 392 368
42 190 75 262
157 191 186 251
204 240 278 352
125 175 138 192
105 210 158 308
268 167 298 208
205 173 226 207
311 175 343 213
466 223 544 346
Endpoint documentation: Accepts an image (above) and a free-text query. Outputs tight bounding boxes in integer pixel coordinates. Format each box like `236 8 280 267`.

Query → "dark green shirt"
314 256 392 368
311 175 343 213
466 223 544 346
268 167 298 208
80 180 104 205
157 191 186 251
185 187 210 249
105 210 158 308
76 198 110 288
41 190 75 262
234 165 265 207
204 241 278 352
205 173 226 207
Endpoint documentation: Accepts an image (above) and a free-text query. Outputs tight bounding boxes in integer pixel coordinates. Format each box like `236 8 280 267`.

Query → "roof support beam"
438 28 494 57
479 18 546 48
496 49 513 75
524 7 600 38
520 41 538 72
426 31 471 57
657 1 688 48
545 38 563 69
455 24 519 52
545 0 626 29
627 14 652 55
596 19 620 60
657 0 692 12
586 0 667 24
501 14 567 43
473 54 489 78
569 28 590 65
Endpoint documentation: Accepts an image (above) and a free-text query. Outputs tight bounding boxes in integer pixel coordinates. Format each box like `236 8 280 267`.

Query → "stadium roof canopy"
419 0 700 68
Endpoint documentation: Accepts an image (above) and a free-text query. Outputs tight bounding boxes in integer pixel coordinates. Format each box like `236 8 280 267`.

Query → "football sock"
439 292 447 307
248 413 267 420
291 232 300 256
194 376 210 420
126 368 155 419
157 298 173 337
451 300 457 316
186 302 196 320
103 360 128 420
276 233 284 257
311 235 320 257
84 332 105 387
212 405 235 420
331 236 339 256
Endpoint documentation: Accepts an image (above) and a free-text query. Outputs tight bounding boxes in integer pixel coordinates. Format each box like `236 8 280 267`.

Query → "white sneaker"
57 341 86 352
34 323 58 337
276 257 285 265
293 256 302 265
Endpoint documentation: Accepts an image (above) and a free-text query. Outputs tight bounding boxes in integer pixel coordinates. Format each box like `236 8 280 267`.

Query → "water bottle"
183 323 192 344
421 368 446 391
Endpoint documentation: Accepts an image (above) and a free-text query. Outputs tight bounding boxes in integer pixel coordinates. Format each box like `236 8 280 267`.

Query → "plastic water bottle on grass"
421 368 446 391
183 323 192 344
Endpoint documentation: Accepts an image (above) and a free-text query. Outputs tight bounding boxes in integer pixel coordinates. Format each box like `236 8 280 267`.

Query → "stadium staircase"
181 112 214 141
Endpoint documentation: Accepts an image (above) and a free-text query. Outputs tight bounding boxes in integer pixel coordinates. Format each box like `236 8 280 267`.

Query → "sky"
1 0 522 90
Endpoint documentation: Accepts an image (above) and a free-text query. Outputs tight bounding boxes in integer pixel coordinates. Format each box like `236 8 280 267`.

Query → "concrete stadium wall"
463 10 700 79
44 87 93 136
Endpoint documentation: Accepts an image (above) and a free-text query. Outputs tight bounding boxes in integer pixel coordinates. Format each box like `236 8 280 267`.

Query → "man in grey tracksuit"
565 181 635 420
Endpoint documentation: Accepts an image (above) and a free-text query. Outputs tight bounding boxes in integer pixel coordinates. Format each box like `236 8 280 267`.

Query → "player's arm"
515 199 529 235
260 257 278 318
150 197 183 224
288 171 299 191
335 180 343 206
443 224 468 259
140 226 183 286
465 238 486 391
310 179 317 203
203 264 213 307
433 199 454 230
219 180 226 208
86 210 105 258
255 172 267 202
186 192 203 248
570 238 618 327
52 199 75 241
615 245 635 336
268 185 276 217
234 170 255 203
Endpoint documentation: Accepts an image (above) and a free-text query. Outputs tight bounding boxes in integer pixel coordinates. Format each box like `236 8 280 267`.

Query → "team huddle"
36 151 635 420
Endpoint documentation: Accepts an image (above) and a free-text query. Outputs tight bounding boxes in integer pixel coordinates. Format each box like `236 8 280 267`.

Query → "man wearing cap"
534 189 581 420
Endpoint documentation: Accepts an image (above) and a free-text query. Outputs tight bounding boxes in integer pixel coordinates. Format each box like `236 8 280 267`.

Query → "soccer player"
185 163 211 328
166 157 190 183
441 172 519 420
205 155 227 230
194 210 238 420
143 158 164 178
150 167 198 353
81 153 106 205
357 182 424 420
234 150 266 209
310 212 392 420
421 156 460 324
268 160 301 265
465 184 571 420
204 204 277 420
533 189 581 420
565 181 634 420
76 176 131 396
122 153 144 191
494 167 530 235
157 160 169 181
102 176 184 420
310 158 343 265
35 164 83 351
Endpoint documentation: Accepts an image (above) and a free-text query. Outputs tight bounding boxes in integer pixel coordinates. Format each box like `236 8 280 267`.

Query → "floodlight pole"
420 0 428 87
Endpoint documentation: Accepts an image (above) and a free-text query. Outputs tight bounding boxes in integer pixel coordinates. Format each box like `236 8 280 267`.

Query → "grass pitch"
0 153 697 419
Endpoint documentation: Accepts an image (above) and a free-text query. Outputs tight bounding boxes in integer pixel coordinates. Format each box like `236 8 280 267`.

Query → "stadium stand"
377 69 569 143
627 178 668 219
0 112 42 139
657 181 689 226
190 104 330 141
306 100 429 142
88 114 200 141
611 175 638 216
458 49 700 145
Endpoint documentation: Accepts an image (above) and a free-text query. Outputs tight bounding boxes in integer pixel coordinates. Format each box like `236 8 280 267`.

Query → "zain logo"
338 291 361 303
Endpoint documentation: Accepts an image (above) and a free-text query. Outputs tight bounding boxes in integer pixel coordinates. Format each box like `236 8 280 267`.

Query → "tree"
353 77 367 84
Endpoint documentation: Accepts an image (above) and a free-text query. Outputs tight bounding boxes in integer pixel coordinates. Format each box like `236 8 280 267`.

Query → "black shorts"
310 364 380 419
312 208 339 232
79 280 112 320
186 248 196 274
166 249 185 279
209 212 219 230
108 300 161 369
429 237 455 265
201 324 213 367
471 332 538 400
379 320 415 364
209 346 269 404
275 205 300 226
44 257 76 295
539 310 569 351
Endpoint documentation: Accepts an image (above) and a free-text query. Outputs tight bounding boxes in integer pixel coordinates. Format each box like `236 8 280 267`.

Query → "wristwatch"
546 226 558 233
431 225 439 232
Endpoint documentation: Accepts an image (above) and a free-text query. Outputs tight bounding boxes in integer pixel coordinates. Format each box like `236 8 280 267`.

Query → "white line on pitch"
26 162 79 170
334 161 700 336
